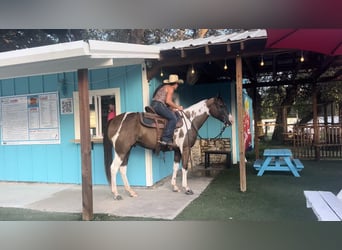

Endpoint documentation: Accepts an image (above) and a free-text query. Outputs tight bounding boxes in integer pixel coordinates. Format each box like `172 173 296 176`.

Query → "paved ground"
0 173 213 220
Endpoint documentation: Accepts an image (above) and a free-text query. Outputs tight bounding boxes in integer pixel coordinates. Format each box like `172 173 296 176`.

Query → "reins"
179 110 228 140
178 110 228 169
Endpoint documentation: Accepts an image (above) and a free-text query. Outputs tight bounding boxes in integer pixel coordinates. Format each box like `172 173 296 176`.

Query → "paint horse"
103 96 233 200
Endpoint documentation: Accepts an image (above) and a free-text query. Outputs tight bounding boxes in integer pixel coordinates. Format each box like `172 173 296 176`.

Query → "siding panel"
90 68 109 90
43 75 58 92
14 77 29 95
17 146 33 181
1 79 15 96
31 146 49 182
29 75 44 93
1 147 19 181
92 144 107 185
45 144 63 182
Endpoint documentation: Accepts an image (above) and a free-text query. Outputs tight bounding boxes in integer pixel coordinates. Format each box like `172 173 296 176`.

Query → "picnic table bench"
303 190 342 221
253 148 303 177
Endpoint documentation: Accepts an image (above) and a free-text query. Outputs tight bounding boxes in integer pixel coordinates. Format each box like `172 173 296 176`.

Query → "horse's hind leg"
110 155 122 200
171 150 181 192
111 152 137 199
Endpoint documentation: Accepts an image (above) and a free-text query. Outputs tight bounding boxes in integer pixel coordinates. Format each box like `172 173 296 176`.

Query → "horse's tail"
103 121 112 184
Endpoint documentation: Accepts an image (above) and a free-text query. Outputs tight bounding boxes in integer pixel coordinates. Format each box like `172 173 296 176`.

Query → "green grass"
0 207 82 221
175 159 342 221
1 159 341 221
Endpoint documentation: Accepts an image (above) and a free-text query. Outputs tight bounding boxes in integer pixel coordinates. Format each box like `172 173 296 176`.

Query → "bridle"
179 109 229 140
178 109 229 169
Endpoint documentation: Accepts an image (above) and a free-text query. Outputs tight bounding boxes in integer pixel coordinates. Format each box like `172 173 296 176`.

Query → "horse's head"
207 96 233 127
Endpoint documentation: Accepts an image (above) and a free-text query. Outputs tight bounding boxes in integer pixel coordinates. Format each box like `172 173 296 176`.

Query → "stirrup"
145 106 156 113
158 140 177 148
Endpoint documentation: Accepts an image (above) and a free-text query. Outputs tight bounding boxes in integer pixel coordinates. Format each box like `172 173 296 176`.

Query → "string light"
300 51 304 62
224 60 228 70
260 55 264 66
191 64 195 74
160 68 164 77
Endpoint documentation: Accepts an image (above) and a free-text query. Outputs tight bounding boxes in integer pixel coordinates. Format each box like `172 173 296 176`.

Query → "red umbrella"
266 29 342 56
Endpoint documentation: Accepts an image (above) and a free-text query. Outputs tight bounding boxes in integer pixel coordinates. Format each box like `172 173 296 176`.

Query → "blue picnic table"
253 149 304 177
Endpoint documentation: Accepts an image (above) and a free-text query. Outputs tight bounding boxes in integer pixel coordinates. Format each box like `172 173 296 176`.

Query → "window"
73 88 120 141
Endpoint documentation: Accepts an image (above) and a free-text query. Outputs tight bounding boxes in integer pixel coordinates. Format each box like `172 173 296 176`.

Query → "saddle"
139 106 183 153
140 106 183 129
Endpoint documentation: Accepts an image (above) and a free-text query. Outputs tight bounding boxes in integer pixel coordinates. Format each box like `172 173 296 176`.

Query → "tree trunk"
272 85 299 143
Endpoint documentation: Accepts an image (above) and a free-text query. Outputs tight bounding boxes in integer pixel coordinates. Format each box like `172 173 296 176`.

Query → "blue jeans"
151 100 177 142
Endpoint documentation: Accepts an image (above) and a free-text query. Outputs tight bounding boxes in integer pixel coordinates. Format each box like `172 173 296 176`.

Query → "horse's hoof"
113 195 123 200
185 190 194 195
129 193 138 197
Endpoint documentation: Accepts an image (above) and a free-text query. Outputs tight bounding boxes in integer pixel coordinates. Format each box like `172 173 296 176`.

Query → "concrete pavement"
0 173 213 220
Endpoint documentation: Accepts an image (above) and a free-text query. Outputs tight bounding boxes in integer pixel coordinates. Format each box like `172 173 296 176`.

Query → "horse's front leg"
181 168 193 195
181 147 193 195
119 165 138 197
170 163 193 195
171 161 181 192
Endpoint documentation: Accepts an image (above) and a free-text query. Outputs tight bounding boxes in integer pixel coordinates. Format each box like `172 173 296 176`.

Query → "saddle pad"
140 113 166 128
139 112 183 128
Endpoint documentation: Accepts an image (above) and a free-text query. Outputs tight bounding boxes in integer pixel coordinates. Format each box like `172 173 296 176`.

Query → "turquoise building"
0 39 251 186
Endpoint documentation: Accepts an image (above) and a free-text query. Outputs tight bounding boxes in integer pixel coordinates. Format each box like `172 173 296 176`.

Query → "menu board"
0 92 60 145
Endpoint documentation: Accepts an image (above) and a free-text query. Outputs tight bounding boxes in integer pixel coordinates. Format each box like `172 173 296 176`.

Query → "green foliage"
320 81 342 104
260 85 286 119
0 29 238 52
0 29 86 52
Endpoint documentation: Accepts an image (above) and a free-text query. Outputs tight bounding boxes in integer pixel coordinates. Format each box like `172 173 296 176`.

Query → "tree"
0 29 86 52
0 29 236 52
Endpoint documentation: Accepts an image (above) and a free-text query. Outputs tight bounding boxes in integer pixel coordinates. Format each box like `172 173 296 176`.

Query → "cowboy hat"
163 74 184 84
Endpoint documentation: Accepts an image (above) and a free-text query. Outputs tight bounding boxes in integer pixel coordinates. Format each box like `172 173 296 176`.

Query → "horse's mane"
184 99 208 111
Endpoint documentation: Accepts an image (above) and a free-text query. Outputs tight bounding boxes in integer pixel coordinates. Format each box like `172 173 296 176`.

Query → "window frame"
73 88 121 142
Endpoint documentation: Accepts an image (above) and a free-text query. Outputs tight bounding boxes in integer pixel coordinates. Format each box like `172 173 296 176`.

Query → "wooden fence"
286 124 342 159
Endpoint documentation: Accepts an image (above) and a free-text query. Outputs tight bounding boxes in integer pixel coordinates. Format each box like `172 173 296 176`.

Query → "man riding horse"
104 74 233 200
151 74 184 148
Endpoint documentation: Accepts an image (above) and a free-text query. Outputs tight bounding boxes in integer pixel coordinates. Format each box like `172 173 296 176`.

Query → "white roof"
0 40 160 79
0 30 268 80
154 29 267 50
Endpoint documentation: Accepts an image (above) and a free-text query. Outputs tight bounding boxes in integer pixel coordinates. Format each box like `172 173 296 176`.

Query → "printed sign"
0 92 60 145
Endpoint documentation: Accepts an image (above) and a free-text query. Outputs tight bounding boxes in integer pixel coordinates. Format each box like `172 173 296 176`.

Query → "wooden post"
236 55 246 192
78 68 93 220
